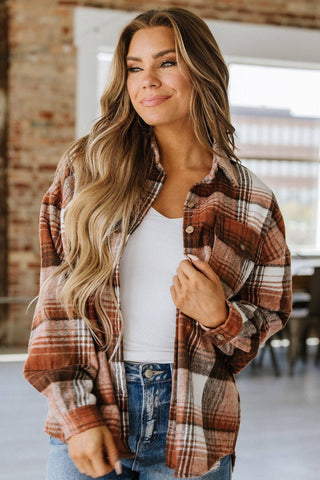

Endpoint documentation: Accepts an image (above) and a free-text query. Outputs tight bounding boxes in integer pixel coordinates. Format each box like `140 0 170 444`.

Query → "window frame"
74 7 320 137
227 61 320 254
74 7 320 256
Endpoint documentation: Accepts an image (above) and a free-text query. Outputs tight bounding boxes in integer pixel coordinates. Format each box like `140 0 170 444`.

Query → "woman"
24 7 292 480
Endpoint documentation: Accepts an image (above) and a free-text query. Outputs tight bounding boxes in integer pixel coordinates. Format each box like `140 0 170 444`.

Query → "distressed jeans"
47 362 232 480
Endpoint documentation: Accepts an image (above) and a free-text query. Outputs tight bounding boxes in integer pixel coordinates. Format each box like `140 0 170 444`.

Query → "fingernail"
115 460 122 475
187 254 199 262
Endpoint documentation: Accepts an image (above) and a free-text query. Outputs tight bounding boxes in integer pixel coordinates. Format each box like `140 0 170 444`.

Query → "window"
74 7 320 253
96 50 114 115
229 64 320 254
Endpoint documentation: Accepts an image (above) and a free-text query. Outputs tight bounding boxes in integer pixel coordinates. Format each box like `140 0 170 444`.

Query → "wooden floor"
0 344 319 480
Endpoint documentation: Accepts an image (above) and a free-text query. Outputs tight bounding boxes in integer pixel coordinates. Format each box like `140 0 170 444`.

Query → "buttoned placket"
112 164 213 459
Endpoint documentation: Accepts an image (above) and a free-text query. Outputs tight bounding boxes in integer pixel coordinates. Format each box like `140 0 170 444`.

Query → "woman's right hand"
68 425 122 478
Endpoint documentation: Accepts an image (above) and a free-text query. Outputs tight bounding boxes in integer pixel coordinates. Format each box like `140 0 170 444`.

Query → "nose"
141 69 161 88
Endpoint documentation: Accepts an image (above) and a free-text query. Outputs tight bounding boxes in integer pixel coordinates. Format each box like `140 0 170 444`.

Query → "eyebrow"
126 49 176 62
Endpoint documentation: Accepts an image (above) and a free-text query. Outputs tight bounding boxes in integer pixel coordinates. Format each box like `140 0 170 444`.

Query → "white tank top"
119 207 184 363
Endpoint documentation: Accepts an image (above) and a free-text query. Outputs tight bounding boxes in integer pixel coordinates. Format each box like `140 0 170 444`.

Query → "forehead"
127 26 176 56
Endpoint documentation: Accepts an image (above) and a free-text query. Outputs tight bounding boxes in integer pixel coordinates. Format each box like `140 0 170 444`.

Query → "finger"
179 258 209 282
90 451 112 478
178 259 198 276
176 265 189 281
186 255 217 282
72 453 107 478
68 446 91 475
103 428 121 475
170 284 178 305
72 458 90 476
172 274 182 291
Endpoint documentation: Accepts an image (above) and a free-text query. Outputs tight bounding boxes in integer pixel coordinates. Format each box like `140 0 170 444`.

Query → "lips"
140 95 170 107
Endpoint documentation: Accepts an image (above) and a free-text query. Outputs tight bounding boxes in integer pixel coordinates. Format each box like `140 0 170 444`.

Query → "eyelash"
127 60 177 73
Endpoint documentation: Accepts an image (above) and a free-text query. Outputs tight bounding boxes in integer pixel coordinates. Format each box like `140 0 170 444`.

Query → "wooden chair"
288 268 320 375
301 268 320 365
254 336 282 376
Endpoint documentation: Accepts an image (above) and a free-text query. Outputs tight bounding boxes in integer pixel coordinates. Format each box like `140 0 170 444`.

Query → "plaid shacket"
24 145 292 478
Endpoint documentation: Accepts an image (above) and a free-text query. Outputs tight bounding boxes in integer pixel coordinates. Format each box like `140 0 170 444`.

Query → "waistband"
124 361 173 384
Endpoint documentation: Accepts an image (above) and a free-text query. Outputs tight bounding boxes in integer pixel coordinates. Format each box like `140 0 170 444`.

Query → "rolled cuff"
200 300 243 345
60 404 106 441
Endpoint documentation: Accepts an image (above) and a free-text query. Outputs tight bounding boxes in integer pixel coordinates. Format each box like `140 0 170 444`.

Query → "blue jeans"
47 362 232 480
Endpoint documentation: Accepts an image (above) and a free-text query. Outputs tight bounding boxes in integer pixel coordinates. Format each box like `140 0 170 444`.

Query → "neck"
154 121 212 173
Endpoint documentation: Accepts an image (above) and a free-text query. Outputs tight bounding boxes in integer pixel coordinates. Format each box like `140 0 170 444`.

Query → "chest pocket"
209 215 263 299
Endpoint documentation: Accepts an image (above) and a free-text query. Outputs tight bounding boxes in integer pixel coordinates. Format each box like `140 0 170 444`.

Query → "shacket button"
215 333 225 341
240 243 245 252
187 200 196 209
185 225 194 234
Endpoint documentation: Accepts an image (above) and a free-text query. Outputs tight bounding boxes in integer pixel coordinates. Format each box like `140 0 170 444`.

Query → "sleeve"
23 170 106 441
202 195 292 374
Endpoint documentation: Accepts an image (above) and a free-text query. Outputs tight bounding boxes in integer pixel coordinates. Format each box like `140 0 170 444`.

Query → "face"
126 26 193 131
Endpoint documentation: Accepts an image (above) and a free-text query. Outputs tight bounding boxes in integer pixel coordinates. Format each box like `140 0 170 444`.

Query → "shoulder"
231 160 273 195
43 153 76 210
229 160 280 214
217 160 286 245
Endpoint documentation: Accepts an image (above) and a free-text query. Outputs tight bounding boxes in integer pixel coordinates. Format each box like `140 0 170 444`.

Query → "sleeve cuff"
200 300 243 345
61 404 106 441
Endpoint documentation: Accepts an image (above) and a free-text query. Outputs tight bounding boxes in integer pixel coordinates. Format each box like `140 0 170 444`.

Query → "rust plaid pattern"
24 148 292 478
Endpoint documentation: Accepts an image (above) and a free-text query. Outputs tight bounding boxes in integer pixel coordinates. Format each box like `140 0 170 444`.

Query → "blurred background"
0 1 319 479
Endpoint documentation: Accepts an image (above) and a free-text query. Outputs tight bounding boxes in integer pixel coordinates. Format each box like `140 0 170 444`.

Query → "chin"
140 117 176 128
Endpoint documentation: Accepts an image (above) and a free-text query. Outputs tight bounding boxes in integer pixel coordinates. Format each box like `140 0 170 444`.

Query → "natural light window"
96 50 114 114
229 64 320 254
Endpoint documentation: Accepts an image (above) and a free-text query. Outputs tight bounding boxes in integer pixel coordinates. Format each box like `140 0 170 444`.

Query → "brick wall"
3 0 320 345
60 0 320 28
0 1 9 343
6 0 75 343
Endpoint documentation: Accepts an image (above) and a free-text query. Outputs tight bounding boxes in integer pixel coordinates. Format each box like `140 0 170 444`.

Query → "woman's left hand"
170 256 228 328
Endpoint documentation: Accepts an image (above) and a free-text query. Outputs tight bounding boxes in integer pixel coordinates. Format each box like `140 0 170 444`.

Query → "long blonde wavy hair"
48 7 238 350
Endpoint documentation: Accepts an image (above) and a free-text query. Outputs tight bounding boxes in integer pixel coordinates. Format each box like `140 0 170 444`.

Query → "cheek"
179 85 192 110
127 78 138 102
175 75 193 102
126 82 134 107
183 77 193 93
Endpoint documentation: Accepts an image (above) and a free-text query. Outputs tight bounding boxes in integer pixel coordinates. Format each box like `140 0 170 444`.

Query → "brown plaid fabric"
24 146 292 478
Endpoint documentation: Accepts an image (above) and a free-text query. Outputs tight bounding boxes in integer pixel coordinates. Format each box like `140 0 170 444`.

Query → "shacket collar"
208 151 239 187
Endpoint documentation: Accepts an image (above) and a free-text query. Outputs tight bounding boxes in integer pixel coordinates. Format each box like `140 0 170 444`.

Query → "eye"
127 66 142 73
160 60 177 68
